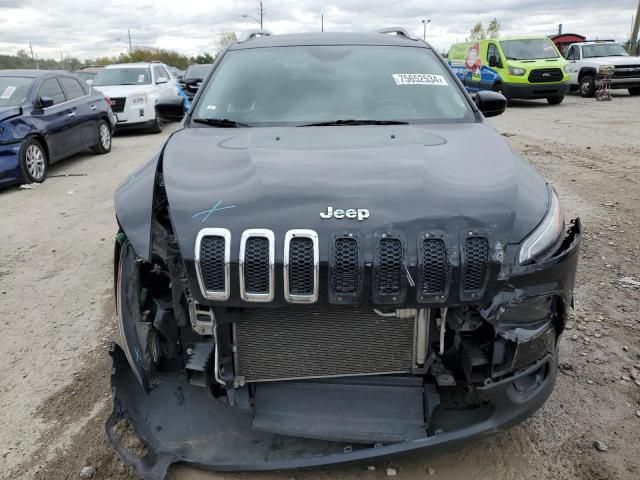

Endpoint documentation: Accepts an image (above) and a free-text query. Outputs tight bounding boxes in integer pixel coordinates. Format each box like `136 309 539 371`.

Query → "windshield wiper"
298 119 409 127
192 118 252 128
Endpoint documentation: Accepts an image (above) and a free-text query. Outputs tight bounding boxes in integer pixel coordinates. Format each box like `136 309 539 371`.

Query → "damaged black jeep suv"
109 29 581 479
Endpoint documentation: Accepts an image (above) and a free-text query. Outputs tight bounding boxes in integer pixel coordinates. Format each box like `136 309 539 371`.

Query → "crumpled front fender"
114 153 161 261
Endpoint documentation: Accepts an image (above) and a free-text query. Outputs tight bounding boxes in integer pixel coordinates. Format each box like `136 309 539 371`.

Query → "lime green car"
448 36 571 104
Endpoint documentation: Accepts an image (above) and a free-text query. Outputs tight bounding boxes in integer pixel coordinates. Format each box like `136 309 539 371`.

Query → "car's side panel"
59 75 99 149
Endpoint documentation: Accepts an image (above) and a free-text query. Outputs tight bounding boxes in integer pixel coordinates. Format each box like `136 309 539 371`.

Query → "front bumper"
0 141 23 188
598 76 640 89
501 82 571 100
107 345 558 479
108 220 581 479
113 99 157 130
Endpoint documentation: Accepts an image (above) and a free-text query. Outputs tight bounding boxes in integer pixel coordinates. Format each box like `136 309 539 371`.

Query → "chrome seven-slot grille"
196 229 490 303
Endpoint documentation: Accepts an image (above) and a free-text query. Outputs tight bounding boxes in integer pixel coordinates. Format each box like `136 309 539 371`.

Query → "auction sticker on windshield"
0 86 16 99
392 74 447 86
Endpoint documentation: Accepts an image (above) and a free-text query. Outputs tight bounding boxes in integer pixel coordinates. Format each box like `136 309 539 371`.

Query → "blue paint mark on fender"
192 200 236 223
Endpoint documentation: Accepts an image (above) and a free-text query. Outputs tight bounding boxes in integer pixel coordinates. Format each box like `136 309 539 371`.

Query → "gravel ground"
1 92 639 480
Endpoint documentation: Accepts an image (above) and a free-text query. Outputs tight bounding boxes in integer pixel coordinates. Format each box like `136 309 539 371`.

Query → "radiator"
234 307 415 382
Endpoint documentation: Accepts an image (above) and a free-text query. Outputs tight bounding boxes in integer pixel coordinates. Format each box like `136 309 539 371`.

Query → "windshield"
185 64 212 78
0 77 33 107
582 43 628 58
93 67 151 86
193 46 472 126
500 38 560 60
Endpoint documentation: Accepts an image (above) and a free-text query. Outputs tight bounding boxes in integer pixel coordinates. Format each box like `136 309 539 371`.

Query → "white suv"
565 41 640 97
92 62 180 132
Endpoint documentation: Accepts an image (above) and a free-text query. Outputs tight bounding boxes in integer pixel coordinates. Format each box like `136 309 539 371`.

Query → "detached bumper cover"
107 344 557 480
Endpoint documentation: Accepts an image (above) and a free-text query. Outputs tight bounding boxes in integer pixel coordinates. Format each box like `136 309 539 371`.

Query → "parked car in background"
0 69 114 188
449 36 571 104
108 29 580 478
73 65 104 85
91 62 179 133
565 40 640 97
167 66 184 79
178 63 212 100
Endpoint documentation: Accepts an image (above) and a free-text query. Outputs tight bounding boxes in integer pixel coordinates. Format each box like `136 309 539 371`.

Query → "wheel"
547 96 564 105
92 120 112 154
628 87 640 96
579 75 596 98
19 138 48 183
149 115 163 134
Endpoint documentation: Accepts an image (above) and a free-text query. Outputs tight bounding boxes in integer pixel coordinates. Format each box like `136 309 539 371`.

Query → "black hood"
162 123 547 262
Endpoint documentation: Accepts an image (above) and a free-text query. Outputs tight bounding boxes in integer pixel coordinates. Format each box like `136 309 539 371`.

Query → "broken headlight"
518 188 565 265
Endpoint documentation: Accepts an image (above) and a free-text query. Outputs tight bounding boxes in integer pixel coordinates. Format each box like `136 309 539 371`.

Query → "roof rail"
238 30 272 43
375 27 419 41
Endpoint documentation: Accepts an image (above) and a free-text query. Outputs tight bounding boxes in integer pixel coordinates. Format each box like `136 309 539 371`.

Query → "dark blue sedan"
0 69 115 188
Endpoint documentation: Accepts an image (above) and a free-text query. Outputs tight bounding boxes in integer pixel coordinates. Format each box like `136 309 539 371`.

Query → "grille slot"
333 237 359 295
195 228 230 300
528 68 563 83
421 238 448 295
244 237 270 293
109 97 126 113
234 307 415 382
463 237 489 292
289 238 314 294
240 229 275 302
284 230 318 303
200 237 225 291
377 238 403 295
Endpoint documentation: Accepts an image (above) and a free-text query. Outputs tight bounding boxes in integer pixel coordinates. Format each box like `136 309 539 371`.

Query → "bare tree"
487 18 501 38
217 32 238 53
468 22 486 41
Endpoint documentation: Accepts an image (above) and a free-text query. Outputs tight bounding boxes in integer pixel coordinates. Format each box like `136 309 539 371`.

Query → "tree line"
0 32 237 71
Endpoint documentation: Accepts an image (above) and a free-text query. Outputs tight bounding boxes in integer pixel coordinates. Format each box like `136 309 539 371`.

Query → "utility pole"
259 1 264 32
630 0 640 55
29 42 38 69
321 13 324 32
128 29 133 54
558 24 562 35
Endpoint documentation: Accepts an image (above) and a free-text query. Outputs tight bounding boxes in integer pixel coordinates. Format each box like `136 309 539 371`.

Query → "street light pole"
128 29 133 54
421 19 431 40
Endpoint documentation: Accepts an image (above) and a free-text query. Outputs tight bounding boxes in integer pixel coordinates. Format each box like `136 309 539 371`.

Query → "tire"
628 87 640 96
547 96 564 105
149 115 163 134
92 119 112 154
19 138 48 184
579 75 596 98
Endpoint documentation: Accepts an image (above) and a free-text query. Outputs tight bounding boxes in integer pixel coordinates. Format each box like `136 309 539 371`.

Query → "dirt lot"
1 93 639 480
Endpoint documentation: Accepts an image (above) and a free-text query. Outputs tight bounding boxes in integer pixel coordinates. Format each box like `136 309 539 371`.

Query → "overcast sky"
0 0 637 60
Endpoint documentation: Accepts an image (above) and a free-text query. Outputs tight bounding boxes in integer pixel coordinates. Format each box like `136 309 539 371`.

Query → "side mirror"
475 90 507 118
156 96 185 121
36 96 54 108
156 77 169 84
488 55 499 68
177 74 184 80
86 79 94 86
